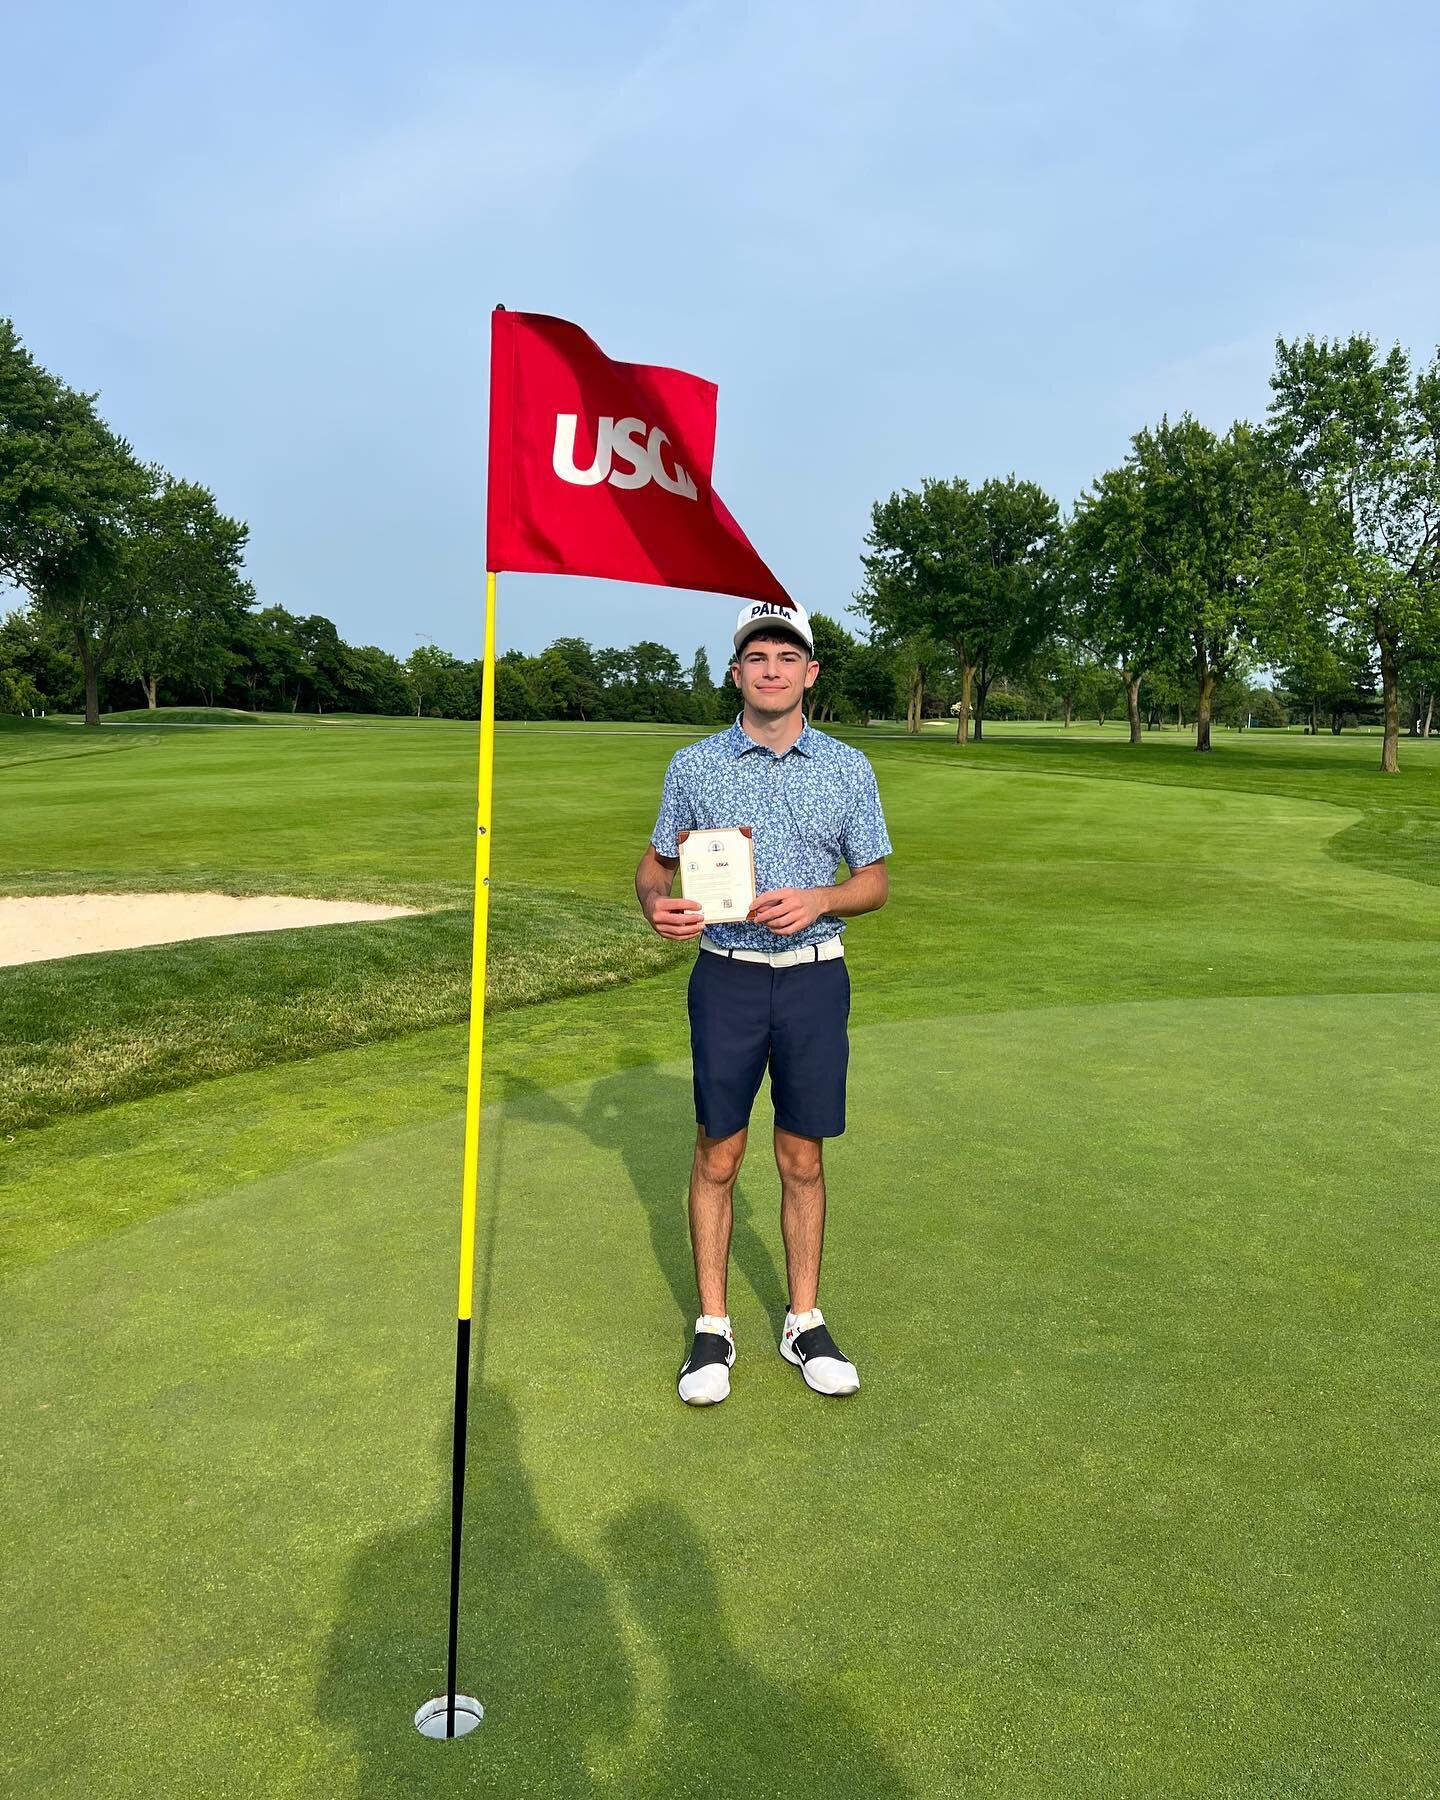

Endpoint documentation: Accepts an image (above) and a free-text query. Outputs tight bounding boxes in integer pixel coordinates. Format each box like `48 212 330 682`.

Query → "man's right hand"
644 894 706 940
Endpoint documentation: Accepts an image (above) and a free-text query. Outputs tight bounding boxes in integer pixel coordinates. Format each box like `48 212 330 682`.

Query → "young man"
635 599 892 1406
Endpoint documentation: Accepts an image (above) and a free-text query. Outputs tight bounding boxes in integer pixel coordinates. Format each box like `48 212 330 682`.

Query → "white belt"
700 933 844 968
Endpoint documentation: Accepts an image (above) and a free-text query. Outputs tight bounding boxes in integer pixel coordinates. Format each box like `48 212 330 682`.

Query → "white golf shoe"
780 1308 860 1396
677 1315 736 1405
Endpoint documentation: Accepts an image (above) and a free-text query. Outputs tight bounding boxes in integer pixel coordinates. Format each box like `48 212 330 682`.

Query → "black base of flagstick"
416 1315 484 1740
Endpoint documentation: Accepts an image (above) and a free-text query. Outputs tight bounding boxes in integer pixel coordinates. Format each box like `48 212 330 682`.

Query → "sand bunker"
0 892 421 967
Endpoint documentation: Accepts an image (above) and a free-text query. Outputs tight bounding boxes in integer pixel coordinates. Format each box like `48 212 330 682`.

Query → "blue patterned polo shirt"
650 716 893 951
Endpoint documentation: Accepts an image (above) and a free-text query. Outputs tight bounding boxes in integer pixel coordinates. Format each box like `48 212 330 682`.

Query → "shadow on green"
508 1062 790 1334
319 1393 911 1798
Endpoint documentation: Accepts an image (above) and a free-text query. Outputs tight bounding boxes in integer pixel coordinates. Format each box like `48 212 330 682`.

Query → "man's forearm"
637 845 706 940
635 846 678 914
817 862 888 919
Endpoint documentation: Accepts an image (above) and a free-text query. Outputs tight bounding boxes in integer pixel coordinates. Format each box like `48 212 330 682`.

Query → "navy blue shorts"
687 948 851 1140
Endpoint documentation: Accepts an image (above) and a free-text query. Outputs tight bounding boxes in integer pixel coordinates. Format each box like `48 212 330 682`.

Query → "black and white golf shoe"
678 1315 736 1405
780 1308 860 1396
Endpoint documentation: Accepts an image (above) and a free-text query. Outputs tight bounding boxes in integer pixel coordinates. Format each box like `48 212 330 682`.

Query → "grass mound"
1 885 683 1134
102 705 264 725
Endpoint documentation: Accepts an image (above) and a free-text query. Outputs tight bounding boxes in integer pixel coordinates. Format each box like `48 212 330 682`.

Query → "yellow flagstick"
432 568 498 1742
457 575 498 1321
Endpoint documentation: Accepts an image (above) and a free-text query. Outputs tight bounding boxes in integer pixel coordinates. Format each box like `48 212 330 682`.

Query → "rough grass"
1 886 681 1134
0 714 694 1134
0 712 145 770
1328 802 1440 887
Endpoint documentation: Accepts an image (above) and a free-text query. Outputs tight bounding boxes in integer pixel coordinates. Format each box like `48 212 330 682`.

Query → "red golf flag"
486 310 793 608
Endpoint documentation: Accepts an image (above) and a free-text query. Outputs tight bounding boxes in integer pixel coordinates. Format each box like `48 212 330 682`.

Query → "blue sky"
5 1 1438 673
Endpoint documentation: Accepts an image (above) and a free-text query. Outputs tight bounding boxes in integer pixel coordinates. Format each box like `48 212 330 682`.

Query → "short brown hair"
734 628 811 657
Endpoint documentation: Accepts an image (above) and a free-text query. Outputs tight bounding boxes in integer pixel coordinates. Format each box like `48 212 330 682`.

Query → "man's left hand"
748 887 828 937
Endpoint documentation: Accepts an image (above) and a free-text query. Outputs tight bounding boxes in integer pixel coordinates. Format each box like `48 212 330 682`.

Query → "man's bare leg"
775 1127 826 1313
689 1126 747 1316
774 1127 858 1394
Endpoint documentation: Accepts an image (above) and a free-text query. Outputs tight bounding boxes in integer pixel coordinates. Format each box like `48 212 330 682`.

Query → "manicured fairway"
2 717 1438 1796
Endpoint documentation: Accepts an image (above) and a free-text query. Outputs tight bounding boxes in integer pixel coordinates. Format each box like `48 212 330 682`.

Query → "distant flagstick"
414 564 497 1743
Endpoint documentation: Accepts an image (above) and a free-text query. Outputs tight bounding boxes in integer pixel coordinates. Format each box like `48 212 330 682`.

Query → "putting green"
4 991 1435 1797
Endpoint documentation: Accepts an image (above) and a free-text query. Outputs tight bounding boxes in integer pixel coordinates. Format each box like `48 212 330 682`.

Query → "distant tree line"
858 334 1440 771
0 592 898 728
4 318 1438 767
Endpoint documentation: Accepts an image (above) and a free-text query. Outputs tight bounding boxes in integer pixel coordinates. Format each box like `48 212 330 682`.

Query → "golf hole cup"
414 1695 484 1739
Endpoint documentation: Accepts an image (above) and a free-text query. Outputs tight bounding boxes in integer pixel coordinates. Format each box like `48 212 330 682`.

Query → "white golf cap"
732 599 814 655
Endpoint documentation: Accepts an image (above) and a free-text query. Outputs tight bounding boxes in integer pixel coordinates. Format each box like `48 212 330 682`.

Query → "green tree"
1267 334 1440 772
688 645 719 723
343 644 410 716
1125 416 1266 752
111 475 253 709
983 683 1029 721
1137 663 1190 731
525 647 573 719
1067 462 1169 744
0 663 40 714
592 645 629 718
236 605 308 710
1401 641 1440 737
599 641 687 722
1077 660 1124 727
806 613 856 722
1216 681 1288 729
858 478 986 742
889 634 940 734
1025 637 1090 726
493 659 535 720
1275 624 1374 734
291 614 350 712
0 608 43 713
858 475 1059 745
971 477 1063 740
547 638 602 720
843 642 899 720
0 318 149 724
405 642 465 716
631 640 686 720
1250 686 1289 728
517 650 559 719
0 605 82 712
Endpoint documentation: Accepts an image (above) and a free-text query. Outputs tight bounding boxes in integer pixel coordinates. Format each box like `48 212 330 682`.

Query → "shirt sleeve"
839 759 893 868
650 755 694 858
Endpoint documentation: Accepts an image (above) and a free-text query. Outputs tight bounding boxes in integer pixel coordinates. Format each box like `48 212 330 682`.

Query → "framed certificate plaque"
678 826 757 925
